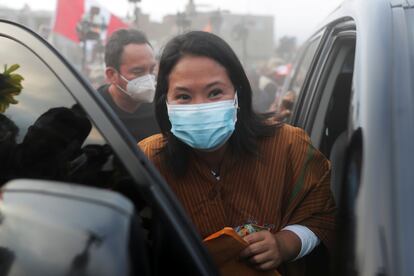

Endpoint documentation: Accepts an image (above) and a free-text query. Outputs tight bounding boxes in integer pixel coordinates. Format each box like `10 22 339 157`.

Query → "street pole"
128 0 141 28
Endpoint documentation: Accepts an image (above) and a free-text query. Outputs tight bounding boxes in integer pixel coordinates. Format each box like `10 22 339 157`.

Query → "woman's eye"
209 89 223 98
176 94 191 100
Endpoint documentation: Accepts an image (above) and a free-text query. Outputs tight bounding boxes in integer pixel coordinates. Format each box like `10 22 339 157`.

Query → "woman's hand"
239 230 301 271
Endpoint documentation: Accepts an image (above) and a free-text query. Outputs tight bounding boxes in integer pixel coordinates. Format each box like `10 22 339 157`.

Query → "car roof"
391 0 414 6
310 0 408 36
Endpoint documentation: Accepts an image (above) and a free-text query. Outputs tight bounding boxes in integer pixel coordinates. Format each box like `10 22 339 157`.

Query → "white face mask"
117 73 156 103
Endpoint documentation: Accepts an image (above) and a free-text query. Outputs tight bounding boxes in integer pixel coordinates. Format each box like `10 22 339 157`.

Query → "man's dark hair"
155 31 280 176
105 29 151 70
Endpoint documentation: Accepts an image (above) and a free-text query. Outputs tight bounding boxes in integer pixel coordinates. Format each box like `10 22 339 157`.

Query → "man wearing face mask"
97 29 159 142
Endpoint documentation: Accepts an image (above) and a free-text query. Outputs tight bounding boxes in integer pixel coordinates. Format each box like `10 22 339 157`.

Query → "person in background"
77 5 107 41
269 90 297 123
139 31 335 275
249 64 279 114
98 29 159 142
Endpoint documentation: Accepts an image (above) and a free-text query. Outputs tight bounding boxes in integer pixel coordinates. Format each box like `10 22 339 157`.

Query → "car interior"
308 36 357 275
305 36 356 203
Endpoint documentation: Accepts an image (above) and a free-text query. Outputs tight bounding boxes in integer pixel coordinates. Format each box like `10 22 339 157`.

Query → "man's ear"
105 67 118 84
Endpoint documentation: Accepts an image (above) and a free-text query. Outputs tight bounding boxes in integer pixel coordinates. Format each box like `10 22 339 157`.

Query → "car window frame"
306 33 356 146
281 30 325 124
290 18 356 128
287 34 323 96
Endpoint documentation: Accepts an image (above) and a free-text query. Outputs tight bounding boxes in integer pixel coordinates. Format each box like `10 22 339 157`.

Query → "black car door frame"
290 18 356 132
0 20 218 276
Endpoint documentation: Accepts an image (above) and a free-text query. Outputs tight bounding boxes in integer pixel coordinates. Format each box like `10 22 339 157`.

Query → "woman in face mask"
139 31 335 275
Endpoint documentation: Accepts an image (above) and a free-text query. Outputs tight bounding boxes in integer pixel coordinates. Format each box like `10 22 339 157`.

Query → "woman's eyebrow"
174 86 191 92
205 81 224 89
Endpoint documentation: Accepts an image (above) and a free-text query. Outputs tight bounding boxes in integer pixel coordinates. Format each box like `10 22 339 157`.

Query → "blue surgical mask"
167 95 238 151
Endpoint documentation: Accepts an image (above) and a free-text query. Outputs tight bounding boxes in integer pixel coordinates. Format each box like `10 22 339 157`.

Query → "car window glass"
0 36 137 197
274 36 322 122
313 45 355 155
290 36 322 96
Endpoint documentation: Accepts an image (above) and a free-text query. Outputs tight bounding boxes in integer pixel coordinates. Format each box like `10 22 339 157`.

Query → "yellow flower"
0 64 24 113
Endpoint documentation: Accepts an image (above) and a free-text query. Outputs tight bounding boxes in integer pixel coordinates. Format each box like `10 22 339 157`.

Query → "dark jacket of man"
97 84 159 142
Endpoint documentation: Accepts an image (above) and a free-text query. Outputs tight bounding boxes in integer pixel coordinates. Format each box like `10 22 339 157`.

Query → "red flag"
53 0 84 42
52 0 129 43
203 21 212 33
107 14 129 38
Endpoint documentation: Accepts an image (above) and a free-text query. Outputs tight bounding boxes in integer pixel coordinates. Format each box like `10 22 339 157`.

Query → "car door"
287 2 414 275
0 20 218 275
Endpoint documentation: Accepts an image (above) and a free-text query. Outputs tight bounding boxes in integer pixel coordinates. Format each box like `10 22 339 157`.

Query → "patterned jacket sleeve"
281 126 336 250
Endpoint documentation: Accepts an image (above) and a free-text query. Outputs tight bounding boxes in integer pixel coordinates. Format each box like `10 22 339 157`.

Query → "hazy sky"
0 0 343 42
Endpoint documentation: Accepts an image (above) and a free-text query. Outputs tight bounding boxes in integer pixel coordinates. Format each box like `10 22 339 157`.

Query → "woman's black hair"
155 31 279 176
